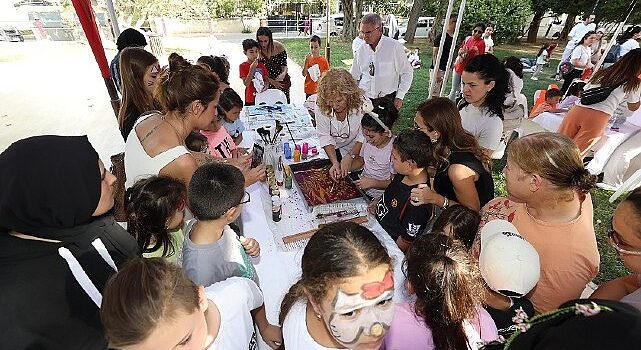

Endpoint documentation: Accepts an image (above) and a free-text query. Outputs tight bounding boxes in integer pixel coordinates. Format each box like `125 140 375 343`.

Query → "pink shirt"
201 127 236 159
381 302 498 350
359 136 394 198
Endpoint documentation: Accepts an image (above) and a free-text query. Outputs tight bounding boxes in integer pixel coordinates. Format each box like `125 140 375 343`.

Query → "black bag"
580 83 622 105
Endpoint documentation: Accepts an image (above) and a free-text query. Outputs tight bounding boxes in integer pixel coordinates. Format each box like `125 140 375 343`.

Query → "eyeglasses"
609 229 641 256
473 29 483 34
329 111 351 139
360 27 380 36
369 62 375 76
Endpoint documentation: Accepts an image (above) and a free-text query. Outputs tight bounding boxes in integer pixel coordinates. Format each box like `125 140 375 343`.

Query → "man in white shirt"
557 14 596 75
351 13 413 110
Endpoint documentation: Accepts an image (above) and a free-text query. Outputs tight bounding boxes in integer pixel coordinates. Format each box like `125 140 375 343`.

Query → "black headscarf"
0 135 102 238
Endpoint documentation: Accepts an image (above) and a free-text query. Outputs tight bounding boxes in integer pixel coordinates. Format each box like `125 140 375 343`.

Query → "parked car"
0 27 24 42
398 17 434 39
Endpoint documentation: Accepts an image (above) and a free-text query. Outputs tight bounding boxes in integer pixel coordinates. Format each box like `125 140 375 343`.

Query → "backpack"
604 44 621 64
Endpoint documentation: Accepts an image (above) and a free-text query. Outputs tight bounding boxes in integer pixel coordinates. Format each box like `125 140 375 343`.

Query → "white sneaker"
530 76 538 80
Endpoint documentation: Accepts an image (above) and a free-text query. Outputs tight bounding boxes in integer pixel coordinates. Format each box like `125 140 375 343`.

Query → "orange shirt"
478 196 599 313
304 55 330 94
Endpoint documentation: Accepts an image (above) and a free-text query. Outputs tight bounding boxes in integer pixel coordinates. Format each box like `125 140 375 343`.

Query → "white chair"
255 89 287 105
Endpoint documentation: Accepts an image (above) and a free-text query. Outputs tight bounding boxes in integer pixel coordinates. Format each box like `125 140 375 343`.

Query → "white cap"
479 220 540 297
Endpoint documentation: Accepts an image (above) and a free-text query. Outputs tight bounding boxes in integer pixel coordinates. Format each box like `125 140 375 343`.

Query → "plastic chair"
255 89 287 105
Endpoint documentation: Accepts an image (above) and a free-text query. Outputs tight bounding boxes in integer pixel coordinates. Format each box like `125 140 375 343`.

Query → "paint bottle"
271 196 282 222
301 142 309 160
276 157 284 187
283 142 292 159
293 149 301 162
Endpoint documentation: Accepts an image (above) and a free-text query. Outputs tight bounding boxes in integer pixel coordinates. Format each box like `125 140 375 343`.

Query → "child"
353 98 398 199
431 204 481 250
531 43 550 80
408 48 421 68
302 35 330 98
101 257 264 349
125 175 186 264
478 220 540 337
559 81 586 109
382 233 498 350
280 222 395 350
182 162 282 348
530 88 565 118
219 87 245 147
201 107 237 159
370 130 435 252
240 39 268 106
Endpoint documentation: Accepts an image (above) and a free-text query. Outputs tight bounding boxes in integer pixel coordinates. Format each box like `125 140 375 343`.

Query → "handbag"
559 61 575 76
580 83 622 105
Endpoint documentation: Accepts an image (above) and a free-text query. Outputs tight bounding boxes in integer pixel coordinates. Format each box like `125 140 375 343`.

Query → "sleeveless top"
124 112 190 189
433 151 494 207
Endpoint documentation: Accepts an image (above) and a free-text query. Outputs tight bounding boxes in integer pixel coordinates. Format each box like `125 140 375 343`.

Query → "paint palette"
290 159 363 210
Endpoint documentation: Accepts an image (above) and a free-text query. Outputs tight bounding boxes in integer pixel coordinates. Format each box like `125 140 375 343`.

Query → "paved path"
0 35 305 162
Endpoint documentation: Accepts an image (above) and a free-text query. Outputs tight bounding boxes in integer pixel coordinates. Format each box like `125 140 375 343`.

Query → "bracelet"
442 196 449 208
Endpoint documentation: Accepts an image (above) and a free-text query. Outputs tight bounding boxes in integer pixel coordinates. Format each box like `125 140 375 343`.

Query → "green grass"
282 37 628 285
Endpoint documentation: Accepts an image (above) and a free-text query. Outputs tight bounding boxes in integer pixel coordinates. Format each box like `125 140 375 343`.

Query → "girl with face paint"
381 234 498 350
279 222 395 350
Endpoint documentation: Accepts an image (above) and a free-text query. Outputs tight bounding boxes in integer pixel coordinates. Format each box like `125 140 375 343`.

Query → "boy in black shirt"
370 130 434 252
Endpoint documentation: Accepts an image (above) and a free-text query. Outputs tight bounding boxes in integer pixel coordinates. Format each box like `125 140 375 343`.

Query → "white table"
238 104 408 350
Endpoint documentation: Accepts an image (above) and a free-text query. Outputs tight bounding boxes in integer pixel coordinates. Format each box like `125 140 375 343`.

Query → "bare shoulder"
160 153 197 185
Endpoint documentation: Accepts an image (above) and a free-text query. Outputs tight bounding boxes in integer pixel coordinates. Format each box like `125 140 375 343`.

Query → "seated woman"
473 132 599 313
591 186 641 310
0 135 139 349
280 222 395 350
411 97 494 211
315 68 365 180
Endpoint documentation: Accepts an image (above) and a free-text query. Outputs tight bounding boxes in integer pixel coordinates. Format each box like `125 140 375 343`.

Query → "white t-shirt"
460 104 504 151
536 50 549 65
570 45 592 69
619 38 640 59
578 83 641 115
359 135 395 198
282 300 338 350
206 277 263 349
484 36 494 51
569 23 596 44
315 106 363 155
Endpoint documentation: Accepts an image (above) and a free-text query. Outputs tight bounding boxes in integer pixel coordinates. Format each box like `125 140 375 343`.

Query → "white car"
398 17 434 39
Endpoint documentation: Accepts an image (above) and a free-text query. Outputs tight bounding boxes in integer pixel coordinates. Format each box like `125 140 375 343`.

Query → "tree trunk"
560 10 578 40
404 0 425 44
354 0 363 33
526 9 545 43
341 0 355 40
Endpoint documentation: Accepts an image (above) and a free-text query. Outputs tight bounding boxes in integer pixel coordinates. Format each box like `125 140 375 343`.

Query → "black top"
120 105 141 141
432 32 453 71
485 297 536 337
259 50 288 78
375 174 432 243
433 151 494 208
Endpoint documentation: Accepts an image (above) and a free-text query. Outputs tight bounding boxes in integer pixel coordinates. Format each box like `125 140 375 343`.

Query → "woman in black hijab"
0 135 139 350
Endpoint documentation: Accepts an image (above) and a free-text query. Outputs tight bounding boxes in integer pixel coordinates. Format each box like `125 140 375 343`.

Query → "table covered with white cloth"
237 104 408 350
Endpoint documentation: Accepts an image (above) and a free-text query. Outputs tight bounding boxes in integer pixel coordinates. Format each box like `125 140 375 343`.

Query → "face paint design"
147 64 161 87
326 270 395 345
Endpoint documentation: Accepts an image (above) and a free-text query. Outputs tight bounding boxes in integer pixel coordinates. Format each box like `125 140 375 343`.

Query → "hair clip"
362 100 391 135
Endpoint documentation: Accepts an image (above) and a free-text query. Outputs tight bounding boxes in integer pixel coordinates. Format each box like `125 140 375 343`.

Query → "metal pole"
325 0 331 60
590 0 637 77
104 0 120 38
440 0 466 97
429 0 455 97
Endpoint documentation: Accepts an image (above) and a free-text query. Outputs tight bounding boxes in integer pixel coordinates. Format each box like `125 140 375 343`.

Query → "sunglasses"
473 29 483 34
609 229 641 256
412 119 432 132
369 62 375 76
330 117 351 139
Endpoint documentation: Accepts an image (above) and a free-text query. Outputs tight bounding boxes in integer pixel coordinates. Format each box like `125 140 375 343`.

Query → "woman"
279 222 395 350
448 22 486 102
382 234 497 350
558 48 641 157
110 28 147 93
315 68 365 180
257 27 291 103
560 31 596 94
591 186 641 310
411 97 494 211
459 54 509 159
590 28 607 65
118 47 159 141
124 53 220 188
474 132 599 313
618 26 641 59
0 135 139 349
502 56 525 121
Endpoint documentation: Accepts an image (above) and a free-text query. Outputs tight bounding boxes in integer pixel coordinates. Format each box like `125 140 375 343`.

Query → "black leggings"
561 69 583 94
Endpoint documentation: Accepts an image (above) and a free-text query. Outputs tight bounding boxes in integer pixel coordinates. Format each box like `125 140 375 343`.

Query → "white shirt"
359 135 395 198
568 22 596 44
460 104 504 151
315 105 363 154
352 36 365 56
536 50 549 65
282 300 338 350
206 277 263 349
619 38 640 59
484 36 494 51
350 35 414 99
571 45 592 68
578 83 641 115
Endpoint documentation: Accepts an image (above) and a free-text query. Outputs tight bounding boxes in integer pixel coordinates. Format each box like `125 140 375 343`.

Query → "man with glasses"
351 13 413 110
449 22 486 102
431 13 458 98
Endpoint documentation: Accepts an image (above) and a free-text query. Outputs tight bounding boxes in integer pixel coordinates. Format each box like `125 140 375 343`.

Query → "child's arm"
302 53 310 77
251 304 282 349
354 176 391 191
242 61 258 87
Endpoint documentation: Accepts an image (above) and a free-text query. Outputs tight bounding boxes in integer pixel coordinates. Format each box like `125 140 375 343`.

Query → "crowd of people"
3 11 641 350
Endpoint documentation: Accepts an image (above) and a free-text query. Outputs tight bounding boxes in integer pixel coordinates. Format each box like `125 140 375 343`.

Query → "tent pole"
429 0 455 97
104 0 121 38
439 0 466 97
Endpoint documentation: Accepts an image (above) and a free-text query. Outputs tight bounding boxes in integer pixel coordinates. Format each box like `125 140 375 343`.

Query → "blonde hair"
507 132 596 195
316 68 364 116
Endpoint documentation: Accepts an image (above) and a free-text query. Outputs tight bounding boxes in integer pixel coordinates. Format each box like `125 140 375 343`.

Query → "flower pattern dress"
259 50 290 102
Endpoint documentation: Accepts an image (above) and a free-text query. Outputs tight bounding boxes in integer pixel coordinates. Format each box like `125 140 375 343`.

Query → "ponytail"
278 281 305 325
571 168 597 194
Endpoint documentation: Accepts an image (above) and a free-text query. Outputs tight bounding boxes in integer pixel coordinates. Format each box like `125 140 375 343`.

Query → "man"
110 28 147 94
483 24 495 54
556 14 596 76
351 13 413 110
430 13 458 97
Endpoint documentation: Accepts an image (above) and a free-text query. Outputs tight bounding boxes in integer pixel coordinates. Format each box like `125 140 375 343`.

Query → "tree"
340 0 356 39
461 0 532 44
403 0 425 44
